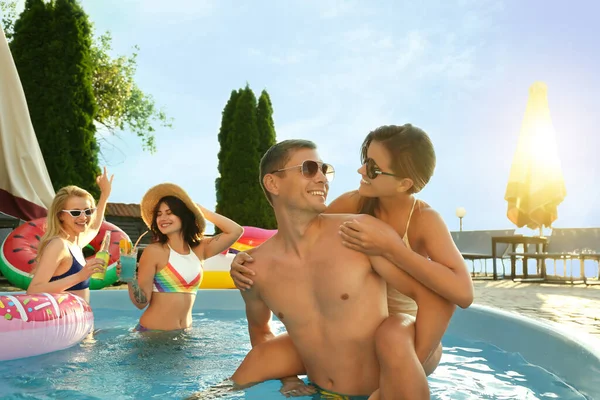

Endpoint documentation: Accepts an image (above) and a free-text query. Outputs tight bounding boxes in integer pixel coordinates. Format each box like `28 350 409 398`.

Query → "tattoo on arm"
211 234 222 242
131 280 147 304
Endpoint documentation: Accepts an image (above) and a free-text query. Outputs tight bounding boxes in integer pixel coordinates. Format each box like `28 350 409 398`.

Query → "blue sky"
11 0 600 233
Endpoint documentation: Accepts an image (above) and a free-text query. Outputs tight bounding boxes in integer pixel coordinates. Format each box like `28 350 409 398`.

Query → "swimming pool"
1 289 599 399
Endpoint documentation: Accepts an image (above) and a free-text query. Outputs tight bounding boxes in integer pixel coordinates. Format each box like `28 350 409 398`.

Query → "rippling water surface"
0 308 589 399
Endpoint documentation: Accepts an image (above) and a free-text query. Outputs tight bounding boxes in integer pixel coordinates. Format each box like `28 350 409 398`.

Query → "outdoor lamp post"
456 207 467 231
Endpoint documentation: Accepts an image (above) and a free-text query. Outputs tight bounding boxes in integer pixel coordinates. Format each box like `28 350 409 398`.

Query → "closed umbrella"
0 25 54 220
505 81 566 232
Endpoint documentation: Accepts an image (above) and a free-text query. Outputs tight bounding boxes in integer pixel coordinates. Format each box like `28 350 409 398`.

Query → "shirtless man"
228 140 455 399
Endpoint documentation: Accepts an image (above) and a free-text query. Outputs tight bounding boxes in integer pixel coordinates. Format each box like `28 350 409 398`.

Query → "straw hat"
140 183 205 232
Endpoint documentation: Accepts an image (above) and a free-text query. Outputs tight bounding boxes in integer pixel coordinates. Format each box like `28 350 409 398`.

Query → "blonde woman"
27 168 114 304
128 183 243 331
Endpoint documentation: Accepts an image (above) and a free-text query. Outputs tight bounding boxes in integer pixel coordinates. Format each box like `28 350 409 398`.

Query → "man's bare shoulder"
320 213 381 233
246 236 279 263
320 213 359 225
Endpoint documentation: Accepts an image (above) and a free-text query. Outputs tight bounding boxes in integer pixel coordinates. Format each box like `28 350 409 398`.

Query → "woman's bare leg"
372 314 442 400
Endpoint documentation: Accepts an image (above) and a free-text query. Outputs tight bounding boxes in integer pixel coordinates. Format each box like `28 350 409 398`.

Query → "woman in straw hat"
127 183 243 331
27 167 114 304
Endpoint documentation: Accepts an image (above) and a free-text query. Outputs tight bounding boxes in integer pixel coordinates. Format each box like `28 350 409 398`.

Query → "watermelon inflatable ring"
0 218 130 290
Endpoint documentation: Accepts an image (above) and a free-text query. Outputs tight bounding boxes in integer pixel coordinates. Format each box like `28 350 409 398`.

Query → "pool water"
0 307 590 399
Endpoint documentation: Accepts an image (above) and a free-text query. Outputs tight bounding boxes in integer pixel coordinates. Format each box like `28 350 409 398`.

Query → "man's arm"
370 255 456 364
241 287 275 347
231 286 311 396
187 289 309 399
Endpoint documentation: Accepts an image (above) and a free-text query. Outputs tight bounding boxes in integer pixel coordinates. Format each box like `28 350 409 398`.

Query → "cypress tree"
219 85 264 227
215 89 240 218
10 0 100 197
256 90 277 228
52 0 99 196
215 86 280 229
11 0 75 191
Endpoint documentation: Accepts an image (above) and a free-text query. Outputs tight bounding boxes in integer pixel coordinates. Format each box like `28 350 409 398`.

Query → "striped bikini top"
152 245 203 294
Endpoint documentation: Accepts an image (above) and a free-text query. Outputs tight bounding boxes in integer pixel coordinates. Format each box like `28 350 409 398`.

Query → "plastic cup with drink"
119 238 137 283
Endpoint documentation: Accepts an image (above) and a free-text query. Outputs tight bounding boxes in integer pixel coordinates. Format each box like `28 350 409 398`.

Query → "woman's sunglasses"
271 160 335 182
365 158 398 180
62 208 96 217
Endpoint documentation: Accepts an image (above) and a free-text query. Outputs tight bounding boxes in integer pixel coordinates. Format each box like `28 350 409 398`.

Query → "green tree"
216 86 279 229
91 31 172 154
10 0 100 196
215 89 240 218
256 90 277 228
52 0 100 194
218 85 266 227
0 0 16 40
2 0 171 158
10 0 77 192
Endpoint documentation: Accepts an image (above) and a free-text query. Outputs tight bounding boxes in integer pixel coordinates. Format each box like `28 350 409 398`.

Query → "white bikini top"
152 245 203 294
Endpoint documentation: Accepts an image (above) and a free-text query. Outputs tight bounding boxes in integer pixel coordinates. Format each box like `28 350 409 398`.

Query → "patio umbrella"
504 82 566 231
0 25 55 220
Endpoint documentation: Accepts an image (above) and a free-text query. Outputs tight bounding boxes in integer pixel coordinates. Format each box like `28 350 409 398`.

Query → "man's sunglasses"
62 208 96 217
365 158 399 180
271 160 335 182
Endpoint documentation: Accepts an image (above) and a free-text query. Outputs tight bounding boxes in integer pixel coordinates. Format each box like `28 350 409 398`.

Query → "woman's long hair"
35 186 96 266
359 124 436 216
150 196 203 248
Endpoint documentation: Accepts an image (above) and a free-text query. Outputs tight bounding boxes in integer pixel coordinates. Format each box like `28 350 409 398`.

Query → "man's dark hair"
259 139 317 205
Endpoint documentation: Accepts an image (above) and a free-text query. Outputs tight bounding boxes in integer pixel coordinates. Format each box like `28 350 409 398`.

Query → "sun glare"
505 81 567 229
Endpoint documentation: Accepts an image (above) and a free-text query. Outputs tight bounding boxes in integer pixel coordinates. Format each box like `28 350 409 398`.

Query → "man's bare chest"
254 253 374 325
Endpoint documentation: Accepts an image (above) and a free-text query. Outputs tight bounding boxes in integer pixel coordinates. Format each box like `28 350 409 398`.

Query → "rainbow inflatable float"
0 292 94 361
200 226 276 289
0 218 130 290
